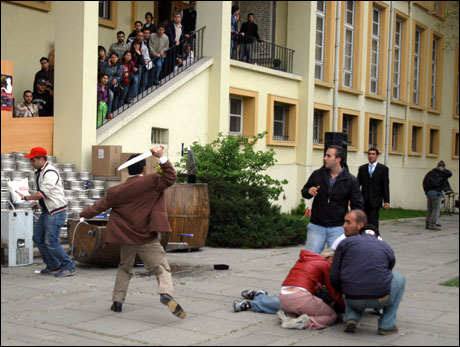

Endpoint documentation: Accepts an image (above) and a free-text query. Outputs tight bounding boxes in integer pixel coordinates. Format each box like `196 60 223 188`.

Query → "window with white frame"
315 1 326 80
151 128 169 144
273 103 289 141
343 1 355 88
393 19 402 99
99 1 111 20
229 97 243 135
430 37 438 109
313 110 324 144
413 29 422 105
368 119 379 148
411 126 419 152
370 7 380 94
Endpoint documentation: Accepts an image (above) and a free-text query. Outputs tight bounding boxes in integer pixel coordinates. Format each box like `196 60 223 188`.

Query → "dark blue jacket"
329 234 395 299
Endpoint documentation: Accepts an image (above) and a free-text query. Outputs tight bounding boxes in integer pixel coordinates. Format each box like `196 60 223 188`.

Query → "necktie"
369 164 375 177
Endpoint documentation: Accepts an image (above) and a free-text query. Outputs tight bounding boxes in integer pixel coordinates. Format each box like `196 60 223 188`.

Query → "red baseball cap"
24 147 47 159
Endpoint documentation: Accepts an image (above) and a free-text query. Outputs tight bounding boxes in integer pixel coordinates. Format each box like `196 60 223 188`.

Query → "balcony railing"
231 35 295 73
97 26 206 129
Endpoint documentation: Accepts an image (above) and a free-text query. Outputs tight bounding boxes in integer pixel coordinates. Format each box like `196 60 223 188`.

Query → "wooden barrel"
67 219 169 266
165 183 210 249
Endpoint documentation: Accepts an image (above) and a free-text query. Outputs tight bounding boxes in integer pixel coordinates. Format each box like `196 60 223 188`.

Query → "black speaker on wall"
324 132 348 165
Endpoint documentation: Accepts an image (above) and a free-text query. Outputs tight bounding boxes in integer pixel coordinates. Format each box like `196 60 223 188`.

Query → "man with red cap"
17 147 75 277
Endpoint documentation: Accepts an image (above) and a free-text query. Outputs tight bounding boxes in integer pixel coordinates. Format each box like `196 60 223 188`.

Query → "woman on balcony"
130 39 145 99
120 51 136 106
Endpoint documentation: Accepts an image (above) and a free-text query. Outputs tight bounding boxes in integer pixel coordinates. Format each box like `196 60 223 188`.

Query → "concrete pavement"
1 214 459 346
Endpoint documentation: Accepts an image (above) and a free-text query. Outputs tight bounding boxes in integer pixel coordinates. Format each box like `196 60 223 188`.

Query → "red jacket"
282 250 344 306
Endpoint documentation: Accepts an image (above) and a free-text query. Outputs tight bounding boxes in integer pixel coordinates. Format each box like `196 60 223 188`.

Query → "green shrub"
176 133 306 248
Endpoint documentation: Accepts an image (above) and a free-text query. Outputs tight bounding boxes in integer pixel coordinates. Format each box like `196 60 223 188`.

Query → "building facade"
1 1 458 211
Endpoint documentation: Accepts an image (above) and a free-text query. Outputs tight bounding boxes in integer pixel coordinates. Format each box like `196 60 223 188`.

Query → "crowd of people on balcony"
96 2 197 126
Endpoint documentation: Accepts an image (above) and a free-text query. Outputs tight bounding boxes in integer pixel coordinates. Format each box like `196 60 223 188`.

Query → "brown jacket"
80 160 176 245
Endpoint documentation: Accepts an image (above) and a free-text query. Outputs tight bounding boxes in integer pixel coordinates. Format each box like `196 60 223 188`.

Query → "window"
229 98 243 136
390 118 405 154
393 19 402 99
411 21 427 109
453 129 459 159
408 121 423 156
151 128 169 144
365 113 385 153
315 1 326 80
370 7 380 94
343 1 355 88
426 125 440 157
338 108 360 150
455 44 459 119
339 1 364 93
431 1 446 19
428 31 444 113
313 104 332 148
98 1 117 29
392 11 409 104
229 88 259 138
266 95 299 147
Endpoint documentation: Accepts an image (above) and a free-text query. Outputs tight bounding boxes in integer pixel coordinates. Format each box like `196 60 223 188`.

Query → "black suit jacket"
357 162 390 208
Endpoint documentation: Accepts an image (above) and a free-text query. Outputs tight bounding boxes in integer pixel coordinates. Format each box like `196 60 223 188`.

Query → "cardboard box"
92 145 122 177
120 152 157 183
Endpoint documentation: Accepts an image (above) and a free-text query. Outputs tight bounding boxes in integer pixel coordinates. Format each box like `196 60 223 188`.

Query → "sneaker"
427 226 441 231
277 310 309 329
160 294 186 319
106 113 113 120
40 267 60 274
378 326 398 335
344 319 358 333
241 289 268 300
55 269 75 277
110 301 122 313
233 300 252 312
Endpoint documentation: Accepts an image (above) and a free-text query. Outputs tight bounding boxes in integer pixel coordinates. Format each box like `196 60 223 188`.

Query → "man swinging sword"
80 146 186 318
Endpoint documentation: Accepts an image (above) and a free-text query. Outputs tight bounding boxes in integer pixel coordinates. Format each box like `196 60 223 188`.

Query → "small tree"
175 132 306 248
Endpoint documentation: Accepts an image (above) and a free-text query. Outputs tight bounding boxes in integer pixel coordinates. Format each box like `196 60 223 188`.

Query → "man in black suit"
357 148 390 230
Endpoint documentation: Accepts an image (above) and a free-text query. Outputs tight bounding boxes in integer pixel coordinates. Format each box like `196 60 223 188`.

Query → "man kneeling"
233 248 344 330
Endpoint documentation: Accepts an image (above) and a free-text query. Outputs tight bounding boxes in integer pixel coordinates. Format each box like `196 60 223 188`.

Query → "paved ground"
1 215 459 346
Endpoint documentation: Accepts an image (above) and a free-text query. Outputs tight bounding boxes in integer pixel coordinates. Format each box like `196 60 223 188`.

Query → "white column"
53 1 98 171
196 1 231 142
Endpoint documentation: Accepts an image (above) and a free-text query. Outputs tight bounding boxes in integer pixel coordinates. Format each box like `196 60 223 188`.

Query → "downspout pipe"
384 1 394 165
333 1 342 132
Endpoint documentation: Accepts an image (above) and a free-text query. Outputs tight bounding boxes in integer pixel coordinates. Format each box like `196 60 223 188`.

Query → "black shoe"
241 289 268 300
344 319 358 333
110 301 122 312
160 294 186 319
233 300 252 312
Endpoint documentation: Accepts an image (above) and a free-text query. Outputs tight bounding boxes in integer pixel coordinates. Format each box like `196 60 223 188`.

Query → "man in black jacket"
301 145 363 254
182 1 197 42
423 160 453 230
330 209 405 335
357 147 390 229
238 13 263 63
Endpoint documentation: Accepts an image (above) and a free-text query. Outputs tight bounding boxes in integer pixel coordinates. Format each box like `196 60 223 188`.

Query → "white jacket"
36 162 68 215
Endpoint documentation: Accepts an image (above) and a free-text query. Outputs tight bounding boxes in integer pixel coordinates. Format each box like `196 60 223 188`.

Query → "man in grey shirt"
149 24 169 85
108 31 128 60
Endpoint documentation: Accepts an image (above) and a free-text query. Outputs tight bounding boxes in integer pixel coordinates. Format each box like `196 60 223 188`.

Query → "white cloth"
331 233 383 250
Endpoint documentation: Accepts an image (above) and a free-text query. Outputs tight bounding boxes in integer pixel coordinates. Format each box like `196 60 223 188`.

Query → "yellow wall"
98 1 133 53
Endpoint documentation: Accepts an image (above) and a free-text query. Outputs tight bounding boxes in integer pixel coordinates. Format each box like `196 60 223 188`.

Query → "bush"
176 133 307 248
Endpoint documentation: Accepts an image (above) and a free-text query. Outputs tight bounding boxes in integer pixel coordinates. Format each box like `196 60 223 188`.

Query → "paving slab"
1 215 459 346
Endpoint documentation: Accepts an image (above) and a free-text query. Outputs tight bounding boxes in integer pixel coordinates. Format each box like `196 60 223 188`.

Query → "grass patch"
290 208 433 221
440 277 459 287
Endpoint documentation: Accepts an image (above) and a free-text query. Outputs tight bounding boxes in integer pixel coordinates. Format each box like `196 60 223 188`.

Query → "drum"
67 219 169 266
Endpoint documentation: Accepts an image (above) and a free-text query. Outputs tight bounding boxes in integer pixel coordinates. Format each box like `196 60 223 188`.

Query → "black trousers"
364 200 381 231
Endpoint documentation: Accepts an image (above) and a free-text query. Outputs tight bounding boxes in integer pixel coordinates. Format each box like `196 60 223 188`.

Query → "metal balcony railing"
97 26 206 129
231 35 295 73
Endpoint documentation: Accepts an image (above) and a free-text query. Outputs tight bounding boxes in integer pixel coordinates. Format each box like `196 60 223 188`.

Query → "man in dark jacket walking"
330 209 405 335
301 145 363 254
423 160 453 230
357 147 390 229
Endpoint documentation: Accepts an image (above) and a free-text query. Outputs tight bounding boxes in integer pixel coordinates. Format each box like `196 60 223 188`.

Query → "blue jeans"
344 273 406 330
305 223 344 254
152 57 165 84
251 294 280 314
108 89 114 114
121 74 138 103
33 210 74 271
426 194 442 227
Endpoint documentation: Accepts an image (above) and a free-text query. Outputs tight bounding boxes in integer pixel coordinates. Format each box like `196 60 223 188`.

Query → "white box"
1 209 34 266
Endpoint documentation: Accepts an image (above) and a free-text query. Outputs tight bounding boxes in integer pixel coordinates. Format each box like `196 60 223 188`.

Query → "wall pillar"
53 1 98 171
196 1 231 142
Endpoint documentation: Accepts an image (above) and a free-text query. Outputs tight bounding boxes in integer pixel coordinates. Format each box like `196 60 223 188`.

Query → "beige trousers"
112 237 174 303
